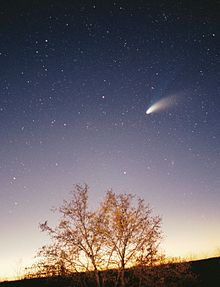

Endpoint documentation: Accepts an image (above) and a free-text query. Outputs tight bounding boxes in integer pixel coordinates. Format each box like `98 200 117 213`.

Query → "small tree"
35 184 163 287
39 184 109 287
100 191 162 287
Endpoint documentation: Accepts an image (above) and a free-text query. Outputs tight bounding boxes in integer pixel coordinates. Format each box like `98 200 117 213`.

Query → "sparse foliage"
38 184 108 287
99 191 162 287
29 184 195 287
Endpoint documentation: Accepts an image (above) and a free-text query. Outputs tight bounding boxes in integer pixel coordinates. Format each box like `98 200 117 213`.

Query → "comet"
146 95 177 115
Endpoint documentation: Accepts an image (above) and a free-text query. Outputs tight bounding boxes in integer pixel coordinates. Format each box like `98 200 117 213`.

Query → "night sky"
0 0 220 279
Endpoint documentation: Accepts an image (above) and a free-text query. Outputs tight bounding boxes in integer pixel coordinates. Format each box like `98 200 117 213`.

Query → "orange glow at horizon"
1 240 219 281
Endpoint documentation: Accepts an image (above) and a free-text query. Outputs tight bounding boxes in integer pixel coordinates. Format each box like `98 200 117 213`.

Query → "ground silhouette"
1 256 220 287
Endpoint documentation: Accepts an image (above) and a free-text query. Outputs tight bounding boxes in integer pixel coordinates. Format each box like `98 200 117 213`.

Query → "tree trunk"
121 268 125 287
94 269 101 287
114 269 120 287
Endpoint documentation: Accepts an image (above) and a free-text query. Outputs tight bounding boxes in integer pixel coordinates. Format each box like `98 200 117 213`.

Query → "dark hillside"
190 257 220 287
1 257 220 287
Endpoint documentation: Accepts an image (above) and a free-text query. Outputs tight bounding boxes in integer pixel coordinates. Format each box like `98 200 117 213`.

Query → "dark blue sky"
0 0 219 279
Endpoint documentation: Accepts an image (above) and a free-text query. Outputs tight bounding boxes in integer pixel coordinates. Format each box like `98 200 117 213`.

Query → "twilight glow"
0 1 219 281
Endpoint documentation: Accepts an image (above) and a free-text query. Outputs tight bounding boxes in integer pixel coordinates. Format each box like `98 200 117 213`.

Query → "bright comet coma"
146 95 177 114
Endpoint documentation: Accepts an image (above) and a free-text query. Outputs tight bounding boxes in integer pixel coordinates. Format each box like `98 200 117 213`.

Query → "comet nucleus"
146 95 177 115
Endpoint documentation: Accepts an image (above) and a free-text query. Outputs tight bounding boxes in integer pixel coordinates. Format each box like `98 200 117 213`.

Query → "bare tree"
14 258 24 280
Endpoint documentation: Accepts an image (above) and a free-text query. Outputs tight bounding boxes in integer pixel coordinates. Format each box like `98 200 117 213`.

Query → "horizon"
1 251 220 282
0 1 219 281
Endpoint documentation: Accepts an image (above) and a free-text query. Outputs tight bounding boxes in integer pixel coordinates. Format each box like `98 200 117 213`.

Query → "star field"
0 0 219 279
